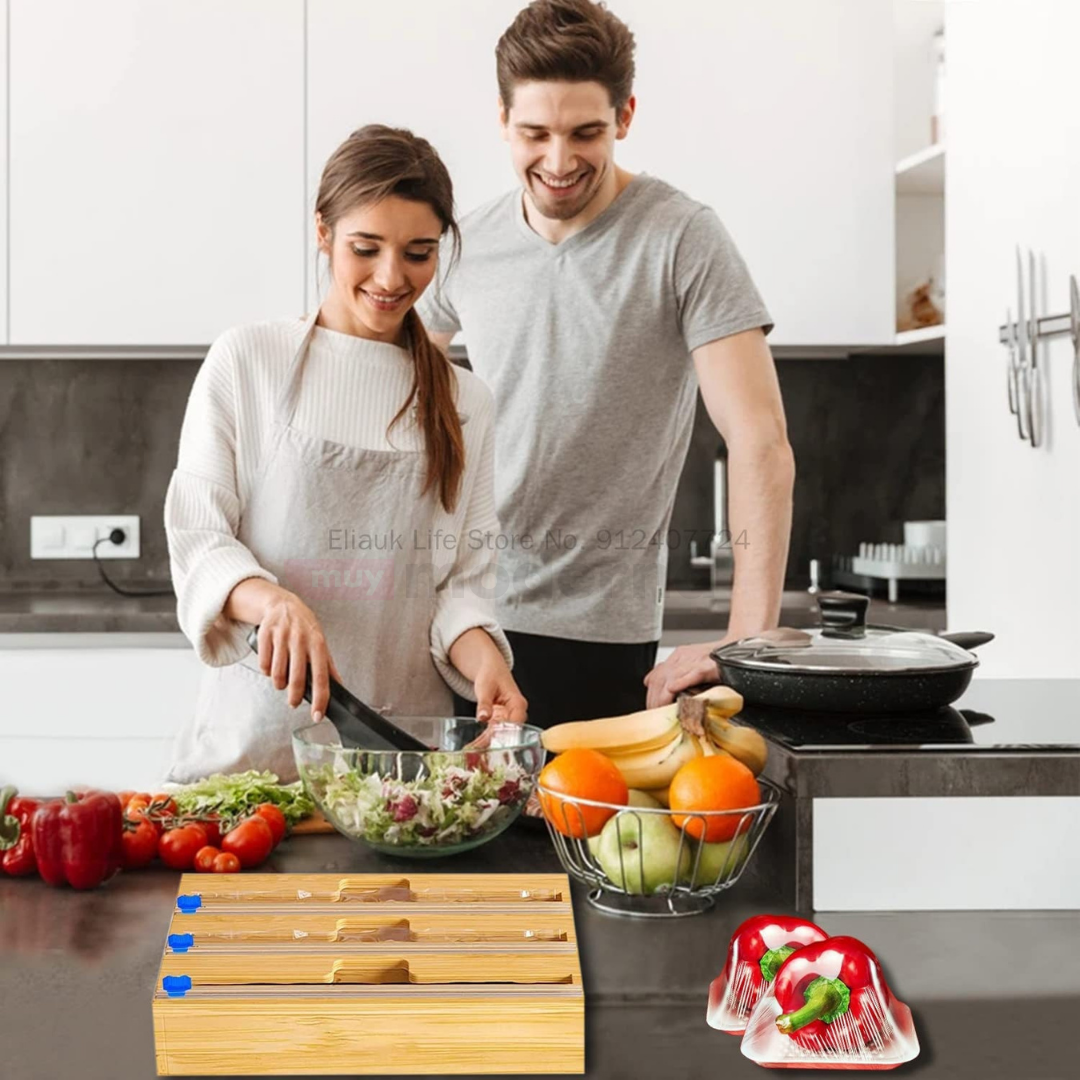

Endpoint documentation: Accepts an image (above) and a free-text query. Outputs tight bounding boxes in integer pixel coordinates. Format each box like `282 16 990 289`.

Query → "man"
421 0 794 725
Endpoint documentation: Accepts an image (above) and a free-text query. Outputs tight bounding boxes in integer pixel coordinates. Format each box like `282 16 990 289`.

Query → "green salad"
306 754 531 848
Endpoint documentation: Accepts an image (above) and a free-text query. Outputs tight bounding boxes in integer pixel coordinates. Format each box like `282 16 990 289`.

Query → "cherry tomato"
117 790 137 808
253 804 287 846
121 818 160 869
221 816 274 869
193 845 221 873
212 851 241 873
158 825 207 871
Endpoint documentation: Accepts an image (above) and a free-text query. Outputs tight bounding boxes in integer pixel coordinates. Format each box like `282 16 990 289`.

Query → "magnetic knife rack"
997 247 1080 446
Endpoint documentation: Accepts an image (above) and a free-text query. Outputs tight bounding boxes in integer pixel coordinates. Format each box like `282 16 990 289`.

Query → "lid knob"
817 591 870 637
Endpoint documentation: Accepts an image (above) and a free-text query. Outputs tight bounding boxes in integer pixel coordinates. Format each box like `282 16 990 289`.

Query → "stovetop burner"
732 678 1079 752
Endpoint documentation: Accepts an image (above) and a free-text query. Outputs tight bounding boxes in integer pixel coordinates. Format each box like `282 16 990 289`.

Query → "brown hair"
315 125 465 514
496 0 636 113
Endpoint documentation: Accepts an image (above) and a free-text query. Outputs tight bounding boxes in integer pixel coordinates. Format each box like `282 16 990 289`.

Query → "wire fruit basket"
537 779 781 918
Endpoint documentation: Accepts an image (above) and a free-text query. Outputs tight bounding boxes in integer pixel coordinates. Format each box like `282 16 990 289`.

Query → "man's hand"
643 636 738 709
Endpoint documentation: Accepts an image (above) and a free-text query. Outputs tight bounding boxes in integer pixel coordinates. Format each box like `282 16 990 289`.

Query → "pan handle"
939 631 995 651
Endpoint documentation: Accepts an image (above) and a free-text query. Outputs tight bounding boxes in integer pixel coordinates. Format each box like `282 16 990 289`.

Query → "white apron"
165 312 453 784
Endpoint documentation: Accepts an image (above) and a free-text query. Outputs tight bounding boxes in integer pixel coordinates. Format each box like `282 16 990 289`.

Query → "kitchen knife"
246 627 430 752
1027 250 1042 448
1070 274 1080 427
1016 246 1032 441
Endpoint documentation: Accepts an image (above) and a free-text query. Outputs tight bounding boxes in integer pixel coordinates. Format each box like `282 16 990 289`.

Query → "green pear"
587 790 660 858
683 830 753 887
596 805 691 895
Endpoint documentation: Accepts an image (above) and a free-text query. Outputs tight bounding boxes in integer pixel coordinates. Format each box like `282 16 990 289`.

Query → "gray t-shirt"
419 174 772 644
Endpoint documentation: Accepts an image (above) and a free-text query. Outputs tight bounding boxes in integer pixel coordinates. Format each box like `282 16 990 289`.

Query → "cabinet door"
945 0 1080 676
0 644 203 792
304 0 518 313
613 0 895 346
0 1 7 344
8 0 304 345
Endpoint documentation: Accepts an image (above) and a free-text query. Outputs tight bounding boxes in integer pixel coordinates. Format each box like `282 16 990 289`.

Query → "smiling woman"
161 125 526 786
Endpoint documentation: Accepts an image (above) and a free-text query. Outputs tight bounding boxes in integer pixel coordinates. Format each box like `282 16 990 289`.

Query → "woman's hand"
227 579 341 722
643 636 734 709
448 627 528 724
473 662 529 725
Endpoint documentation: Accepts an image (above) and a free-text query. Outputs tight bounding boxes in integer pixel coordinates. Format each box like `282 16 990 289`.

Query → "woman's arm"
448 627 527 723
166 332 338 719
429 391 525 721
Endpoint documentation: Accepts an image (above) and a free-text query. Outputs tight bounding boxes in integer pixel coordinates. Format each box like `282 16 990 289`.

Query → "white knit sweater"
163 318 511 699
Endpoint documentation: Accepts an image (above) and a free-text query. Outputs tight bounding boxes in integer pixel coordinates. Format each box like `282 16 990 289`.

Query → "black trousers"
452 629 660 730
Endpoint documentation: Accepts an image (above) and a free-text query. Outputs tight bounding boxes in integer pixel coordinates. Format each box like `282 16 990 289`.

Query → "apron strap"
273 311 321 427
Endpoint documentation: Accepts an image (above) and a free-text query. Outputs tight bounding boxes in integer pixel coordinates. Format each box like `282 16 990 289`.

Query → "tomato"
150 793 179 818
117 790 137 808
185 823 210 849
121 818 160 869
193 845 221 873
158 825 208 871
253 804 287 846
212 851 241 873
221 816 274 869
198 814 223 848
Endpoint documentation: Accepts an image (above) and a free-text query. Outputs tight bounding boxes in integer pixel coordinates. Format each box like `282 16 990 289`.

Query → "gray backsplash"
0 352 943 592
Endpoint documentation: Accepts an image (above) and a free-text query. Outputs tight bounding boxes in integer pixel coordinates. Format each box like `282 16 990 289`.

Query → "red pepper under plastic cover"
32 790 123 890
739 934 919 1069
707 914 829 1033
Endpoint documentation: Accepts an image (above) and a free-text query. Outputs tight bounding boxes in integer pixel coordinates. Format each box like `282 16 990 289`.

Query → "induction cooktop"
731 678 1080 752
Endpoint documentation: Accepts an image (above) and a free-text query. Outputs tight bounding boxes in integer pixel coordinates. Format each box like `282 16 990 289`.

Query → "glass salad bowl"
292 719 544 857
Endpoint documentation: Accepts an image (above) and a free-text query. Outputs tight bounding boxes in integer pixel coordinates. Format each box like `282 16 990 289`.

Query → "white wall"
945 0 1080 675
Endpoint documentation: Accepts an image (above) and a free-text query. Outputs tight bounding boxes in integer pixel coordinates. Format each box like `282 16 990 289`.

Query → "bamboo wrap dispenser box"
153 873 585 1075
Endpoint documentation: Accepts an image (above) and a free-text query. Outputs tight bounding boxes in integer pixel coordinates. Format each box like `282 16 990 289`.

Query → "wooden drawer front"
167 909 574 945
173 872 568 908
153 994 585 1075
155 873 584 1075
159 946 580 986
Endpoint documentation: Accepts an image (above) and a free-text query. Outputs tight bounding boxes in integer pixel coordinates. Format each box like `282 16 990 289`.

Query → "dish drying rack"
827 542 945 603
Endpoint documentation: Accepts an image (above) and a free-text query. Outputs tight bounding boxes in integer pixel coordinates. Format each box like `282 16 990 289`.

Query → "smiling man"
421 0 795 725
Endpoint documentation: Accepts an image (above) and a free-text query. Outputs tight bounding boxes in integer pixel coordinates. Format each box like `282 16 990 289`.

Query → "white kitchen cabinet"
0 1 8 343
305 0 895 346
0 641 203 792
944 0 1080 675
7 1 305 345
305 0 520 313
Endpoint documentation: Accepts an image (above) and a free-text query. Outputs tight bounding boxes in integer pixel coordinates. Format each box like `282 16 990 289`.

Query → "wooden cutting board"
288 809 337 835
152 872 584 1076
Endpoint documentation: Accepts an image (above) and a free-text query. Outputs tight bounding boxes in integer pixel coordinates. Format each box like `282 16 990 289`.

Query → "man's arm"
644 327 795 707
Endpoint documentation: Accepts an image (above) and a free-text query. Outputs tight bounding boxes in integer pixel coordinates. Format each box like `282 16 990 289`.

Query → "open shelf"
896 143 945 195
895 324 945 347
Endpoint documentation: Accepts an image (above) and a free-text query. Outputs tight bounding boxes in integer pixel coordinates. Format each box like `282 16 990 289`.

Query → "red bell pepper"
707 914 829 1033
0 786 39 877
32 790 123 889
773 935 891 1052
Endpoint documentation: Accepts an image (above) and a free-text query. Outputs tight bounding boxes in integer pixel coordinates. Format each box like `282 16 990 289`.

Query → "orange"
538 749 628 839
669 754 761 842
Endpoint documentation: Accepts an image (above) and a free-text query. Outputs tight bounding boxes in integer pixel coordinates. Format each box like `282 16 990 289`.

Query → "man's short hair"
496 0 636 114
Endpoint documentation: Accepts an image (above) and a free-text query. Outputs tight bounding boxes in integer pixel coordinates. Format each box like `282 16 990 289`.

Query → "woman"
163 126 526 784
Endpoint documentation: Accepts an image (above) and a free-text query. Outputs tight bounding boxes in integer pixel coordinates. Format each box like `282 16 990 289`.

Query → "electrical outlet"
30 515 141 560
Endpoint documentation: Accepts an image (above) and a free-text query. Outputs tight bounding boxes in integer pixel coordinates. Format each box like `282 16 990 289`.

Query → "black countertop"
0 587 945 636
2 819 1076 1079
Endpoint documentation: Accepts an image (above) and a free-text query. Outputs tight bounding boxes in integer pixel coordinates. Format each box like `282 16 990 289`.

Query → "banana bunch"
541 686 767 799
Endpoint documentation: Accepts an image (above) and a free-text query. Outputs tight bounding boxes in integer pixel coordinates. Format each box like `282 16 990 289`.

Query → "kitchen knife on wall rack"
998 253 1079 440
